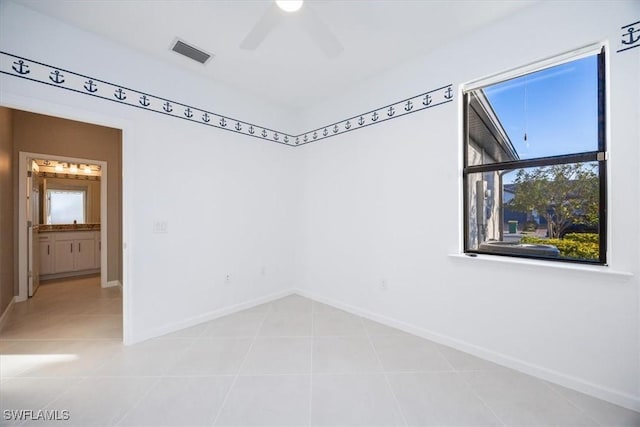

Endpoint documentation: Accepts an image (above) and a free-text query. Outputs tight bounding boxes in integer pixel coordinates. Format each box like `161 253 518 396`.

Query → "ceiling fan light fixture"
276 0 303 13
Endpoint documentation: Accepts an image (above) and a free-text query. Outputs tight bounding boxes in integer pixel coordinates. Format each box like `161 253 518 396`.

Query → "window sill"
448 253 634 280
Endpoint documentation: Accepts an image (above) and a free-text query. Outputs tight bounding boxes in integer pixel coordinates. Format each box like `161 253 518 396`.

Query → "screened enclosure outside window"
47 189 86 224
462 48 607 264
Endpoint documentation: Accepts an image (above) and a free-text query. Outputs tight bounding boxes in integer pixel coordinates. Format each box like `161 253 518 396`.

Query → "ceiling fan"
240 0 344 59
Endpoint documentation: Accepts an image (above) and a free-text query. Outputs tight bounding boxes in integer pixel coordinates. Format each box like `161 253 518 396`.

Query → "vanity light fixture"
55 163 64 172
276 0 303 12
69 163 78 173
84 165 92 174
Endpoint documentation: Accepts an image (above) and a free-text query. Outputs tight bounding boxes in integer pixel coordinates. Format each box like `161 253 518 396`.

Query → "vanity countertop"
38 224 101 232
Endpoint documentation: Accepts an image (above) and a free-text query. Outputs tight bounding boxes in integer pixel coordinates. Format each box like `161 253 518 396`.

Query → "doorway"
1 101 128 342
19 153 108 297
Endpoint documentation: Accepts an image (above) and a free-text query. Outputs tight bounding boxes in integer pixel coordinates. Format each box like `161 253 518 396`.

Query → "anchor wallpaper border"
0 51 453 146
617 20 640 53
293 85 452 146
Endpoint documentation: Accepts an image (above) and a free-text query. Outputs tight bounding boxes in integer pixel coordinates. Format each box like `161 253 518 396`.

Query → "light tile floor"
1 279 638 426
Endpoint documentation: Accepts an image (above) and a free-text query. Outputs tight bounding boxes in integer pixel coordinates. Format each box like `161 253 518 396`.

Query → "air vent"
171 39 212 65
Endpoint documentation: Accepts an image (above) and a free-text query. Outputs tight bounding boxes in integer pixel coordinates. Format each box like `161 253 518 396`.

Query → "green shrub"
563 233 599 244
521 235 599 260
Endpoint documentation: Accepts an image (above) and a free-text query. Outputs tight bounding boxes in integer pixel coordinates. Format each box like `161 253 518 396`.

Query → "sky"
483 55 598 162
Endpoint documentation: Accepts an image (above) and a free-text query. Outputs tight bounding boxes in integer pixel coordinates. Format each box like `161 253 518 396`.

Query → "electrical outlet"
225 274 231 284
153 221 168 234
261 267 266 276
380 280 388 291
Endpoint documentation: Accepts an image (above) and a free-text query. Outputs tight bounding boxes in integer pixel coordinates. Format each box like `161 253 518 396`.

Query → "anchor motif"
248 125 255 134
202 113 210 123
184 108 193 118
405 100 413 111
84 80 98 93
49 70 65 84
622 26 640 45
114 88 126 100
387 106 395 117
296 137 300 145
358 116 365 126
333 124 339 134
235 122 242 131
163 102 173 112
284 135 289 143
12 60 30 75
304 134 308 143
323 128 328 137
313 131 318 140
371 112 379 122
345 121 351 130
220 118 227 127
139 95 150 106
444 87 453 99
423 94 432 106
274 132 279 141
261 129 267 138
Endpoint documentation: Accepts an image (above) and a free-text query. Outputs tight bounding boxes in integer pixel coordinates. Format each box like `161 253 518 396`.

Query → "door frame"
18 151 108 293
2 91 133 344
27 158 39 297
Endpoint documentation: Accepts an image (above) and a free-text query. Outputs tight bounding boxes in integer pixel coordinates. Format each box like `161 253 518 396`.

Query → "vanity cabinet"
38 233 54 275
53 240 75 272
55 232 96 272
39 230 100 278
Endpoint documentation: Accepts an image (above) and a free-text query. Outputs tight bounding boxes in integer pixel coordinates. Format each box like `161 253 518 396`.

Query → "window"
463 47 606 264
47 189 86 224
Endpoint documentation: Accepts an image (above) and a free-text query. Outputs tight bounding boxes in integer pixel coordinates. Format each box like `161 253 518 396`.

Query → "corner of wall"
0 106 15 314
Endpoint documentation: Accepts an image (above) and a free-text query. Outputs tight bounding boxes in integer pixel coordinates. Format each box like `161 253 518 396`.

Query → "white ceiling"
16 0 535 110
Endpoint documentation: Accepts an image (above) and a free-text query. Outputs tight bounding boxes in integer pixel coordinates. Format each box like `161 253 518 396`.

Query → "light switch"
153 221 168 234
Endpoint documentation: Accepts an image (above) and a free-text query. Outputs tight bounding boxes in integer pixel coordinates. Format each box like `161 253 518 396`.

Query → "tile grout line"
210 301 272 427
360 316 409 427
112 338 200 426
2 368 474 381
11 375 88 427
150 332 408 340
543 381 604 427
433 344 507 426
113 376 164 426
456 370 507 427
20 334 130 420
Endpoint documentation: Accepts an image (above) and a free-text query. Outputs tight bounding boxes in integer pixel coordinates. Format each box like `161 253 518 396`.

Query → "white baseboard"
129 289 294 345
293 288 640 413
41 269 100 281
0 297 16 330
104 280 122 289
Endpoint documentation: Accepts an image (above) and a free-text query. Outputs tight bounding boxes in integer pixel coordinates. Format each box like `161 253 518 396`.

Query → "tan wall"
0 107 14 314
43 177 101 224
13 111 122 283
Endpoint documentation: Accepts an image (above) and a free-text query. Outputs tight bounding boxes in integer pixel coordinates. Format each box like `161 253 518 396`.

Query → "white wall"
296 0 640 410
0 1 298 343
1 0 639 411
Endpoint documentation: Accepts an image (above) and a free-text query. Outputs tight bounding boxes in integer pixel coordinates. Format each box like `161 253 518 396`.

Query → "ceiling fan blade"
240 3 283 50
301 5 343 58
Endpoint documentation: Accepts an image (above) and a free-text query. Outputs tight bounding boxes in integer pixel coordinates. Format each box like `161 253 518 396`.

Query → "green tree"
508 163 598 238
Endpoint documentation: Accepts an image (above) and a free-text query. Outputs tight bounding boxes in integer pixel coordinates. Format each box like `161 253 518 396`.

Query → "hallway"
0 275 121 341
